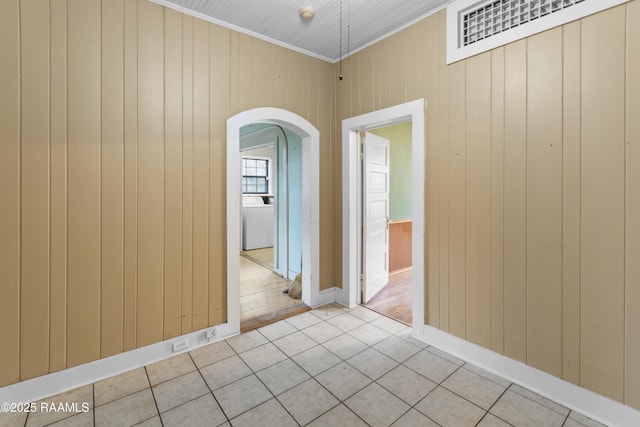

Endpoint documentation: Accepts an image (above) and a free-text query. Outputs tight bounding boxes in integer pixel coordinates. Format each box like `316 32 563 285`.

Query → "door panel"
363 132 390 303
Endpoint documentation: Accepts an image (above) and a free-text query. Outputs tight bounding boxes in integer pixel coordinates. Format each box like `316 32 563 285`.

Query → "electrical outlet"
205 328 217 341
172 339 189 352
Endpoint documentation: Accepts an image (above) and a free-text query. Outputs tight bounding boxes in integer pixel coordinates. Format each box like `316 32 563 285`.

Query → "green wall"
370 122 412 221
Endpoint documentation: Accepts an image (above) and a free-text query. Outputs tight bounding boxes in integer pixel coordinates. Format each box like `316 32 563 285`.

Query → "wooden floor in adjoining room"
241 246 274 269
363 268 412 325
239 255 308 332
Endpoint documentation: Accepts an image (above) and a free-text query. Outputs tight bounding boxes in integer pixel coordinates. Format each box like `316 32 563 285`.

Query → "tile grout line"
187 351 231 426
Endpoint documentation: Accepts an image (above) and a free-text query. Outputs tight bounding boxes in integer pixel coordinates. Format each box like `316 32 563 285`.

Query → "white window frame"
241 155 271 195
446 0 631 64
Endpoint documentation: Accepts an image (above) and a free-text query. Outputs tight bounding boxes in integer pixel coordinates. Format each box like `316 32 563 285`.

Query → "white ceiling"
152 0 451 63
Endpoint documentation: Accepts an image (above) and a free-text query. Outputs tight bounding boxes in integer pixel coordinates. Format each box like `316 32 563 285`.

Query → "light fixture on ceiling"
299 6 315 20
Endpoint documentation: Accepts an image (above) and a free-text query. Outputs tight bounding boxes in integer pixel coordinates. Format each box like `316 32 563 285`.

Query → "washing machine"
242 196 274 250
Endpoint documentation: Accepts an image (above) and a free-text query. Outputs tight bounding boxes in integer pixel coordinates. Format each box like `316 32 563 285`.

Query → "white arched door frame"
227 108 320 331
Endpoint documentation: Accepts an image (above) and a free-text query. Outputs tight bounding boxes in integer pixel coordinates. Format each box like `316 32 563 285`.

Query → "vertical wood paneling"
20 0 50 380
448 61 466 338
137 0 165 347
581 6 626 401
209 24 230 325
67 0 101 367
123 0 139 350
0 0 21 387
490 47 505 354
562 20 582 384
50 0 67 372
526 28 563 376
465 52 492 348
164 8 183 340
192 18 210 331
181 14 194 334
503 40 527 362
359 48 374 114
626 1 640 408
101 0 125 358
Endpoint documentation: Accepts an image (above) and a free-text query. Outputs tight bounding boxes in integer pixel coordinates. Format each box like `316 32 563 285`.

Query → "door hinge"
360 273 365 283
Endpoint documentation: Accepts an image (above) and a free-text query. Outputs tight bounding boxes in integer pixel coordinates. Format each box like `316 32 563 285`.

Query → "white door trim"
227 108 320 328
341 99 426 333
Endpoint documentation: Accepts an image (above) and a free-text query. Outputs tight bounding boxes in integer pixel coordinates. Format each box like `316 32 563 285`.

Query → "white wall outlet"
172 339 189 352
205 328 217 341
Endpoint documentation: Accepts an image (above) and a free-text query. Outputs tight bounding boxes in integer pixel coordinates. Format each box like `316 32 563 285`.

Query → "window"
242 157 270 194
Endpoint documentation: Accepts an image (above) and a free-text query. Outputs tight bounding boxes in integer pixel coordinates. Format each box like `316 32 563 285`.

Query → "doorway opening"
227 108 321 333
342 99 426 333
359 124 413 325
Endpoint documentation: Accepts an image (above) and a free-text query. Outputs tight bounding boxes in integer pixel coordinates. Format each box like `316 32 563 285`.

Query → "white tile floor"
1 304 607 427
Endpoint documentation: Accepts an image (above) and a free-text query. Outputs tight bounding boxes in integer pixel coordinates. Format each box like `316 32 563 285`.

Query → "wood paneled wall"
0 0 334 387
389 220 412 273
335 2 640 409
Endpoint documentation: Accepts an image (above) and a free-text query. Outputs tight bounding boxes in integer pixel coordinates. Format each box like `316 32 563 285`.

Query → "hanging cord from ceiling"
339 0 343 80
339 0 351 81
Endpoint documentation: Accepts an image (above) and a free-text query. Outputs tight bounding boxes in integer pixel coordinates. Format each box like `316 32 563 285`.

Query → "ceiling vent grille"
447 0 630 64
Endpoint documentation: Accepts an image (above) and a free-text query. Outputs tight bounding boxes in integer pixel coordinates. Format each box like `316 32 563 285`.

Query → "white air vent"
447 0 630 64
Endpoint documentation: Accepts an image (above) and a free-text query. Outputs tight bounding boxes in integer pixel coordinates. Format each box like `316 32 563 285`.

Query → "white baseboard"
312 286 343 308
0 321 240 404
415 324 640 427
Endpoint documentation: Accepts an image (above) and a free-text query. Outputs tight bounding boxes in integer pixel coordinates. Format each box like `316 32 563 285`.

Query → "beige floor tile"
477 413 512 426
415 386 485 427
272 331 317 357
347 347 398 380
94 388 157 427
200 354 252 391
27 385 93 427
151 371 209 413
425 346 465 366
160 394 226 427
442 367 507 410
94 368 149 407
239 342 287 372
345 383 410 427
145 353 195 386
307 404 369 427
322 333 369 360
285 311 323 330
348 306 383 322
134 416 162 427
230 398 297 427
370 316 408 335
47 411 93 427
225 330 268 353
378 365 437 405
462 364 512 388
327 313 367 332
490 389 566 427
316 362 372 401
277 379 339 425
258 320 297 341
509 384 570 416
348 323 391 346
311 304 348 320
404 349 459 383
291 345 341 377
391 408 439 427
395 329 429 349
0 411 28 427
213 375 273 419
302 322 344 344
256 359 310 395
566 411 607 427
373 335 422 363
189 340 235 369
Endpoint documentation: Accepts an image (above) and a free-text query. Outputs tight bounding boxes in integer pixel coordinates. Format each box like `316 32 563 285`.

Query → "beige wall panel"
287 52 304 114
136 0 165 346
525 28 563 377
562 20 582 384
626 1 640 409
235 34 253 113
464 52 492 348
437 11 450 331
405 25 423 102
181 14 194 334
164 8 183 340
490 47 505 353
250 38 275 108
0 0 21 387
67 0 101 367
358 49 374 114
388 37 406 107
192 18 210 331
50 0 68 372
580 6 626 401
374 39 392 110
448 61 466 339
101 0 125 358
503 40 527 362
209 24 230 325
275 48 289 110
123 0 139 350
19 0 50 380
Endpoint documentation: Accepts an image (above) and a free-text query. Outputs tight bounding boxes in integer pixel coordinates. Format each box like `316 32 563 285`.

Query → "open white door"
362 132 390 303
